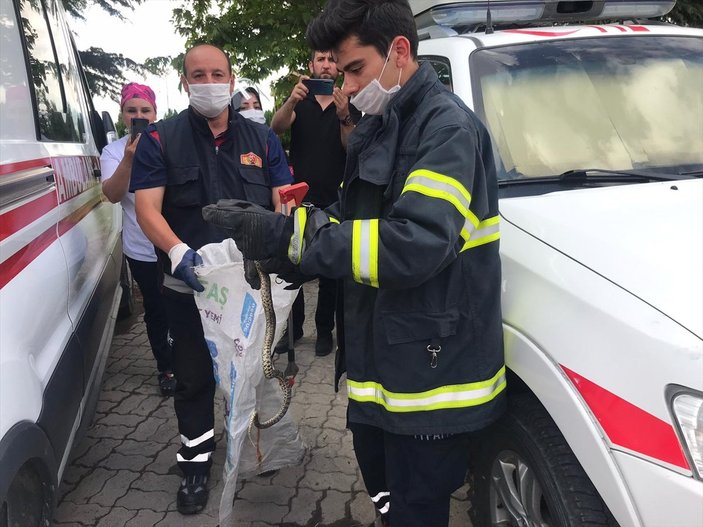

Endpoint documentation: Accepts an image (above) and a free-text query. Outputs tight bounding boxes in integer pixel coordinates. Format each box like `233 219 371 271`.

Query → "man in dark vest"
271 49 361 357
130 43 292 515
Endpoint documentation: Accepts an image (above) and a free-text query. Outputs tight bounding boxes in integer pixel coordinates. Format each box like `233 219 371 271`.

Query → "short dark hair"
183 43 232 76
310 49 332 61
306 0 418 60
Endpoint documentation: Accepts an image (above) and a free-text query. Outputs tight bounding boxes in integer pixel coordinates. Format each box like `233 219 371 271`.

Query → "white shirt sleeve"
99 137 127 182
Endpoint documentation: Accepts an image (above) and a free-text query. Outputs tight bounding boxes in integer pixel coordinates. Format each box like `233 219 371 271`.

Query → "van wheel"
1 461 53 527
468 394 617 526
117 254 134 320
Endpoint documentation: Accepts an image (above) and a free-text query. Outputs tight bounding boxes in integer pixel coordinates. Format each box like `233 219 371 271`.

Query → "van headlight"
671 392 703 479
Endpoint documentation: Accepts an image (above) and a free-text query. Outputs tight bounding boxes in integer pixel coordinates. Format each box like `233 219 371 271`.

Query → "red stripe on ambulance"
562 365 689 470
0 227 58 289
0 196 101 288
504 28 580 37
0 158 51 176
0 192 59 242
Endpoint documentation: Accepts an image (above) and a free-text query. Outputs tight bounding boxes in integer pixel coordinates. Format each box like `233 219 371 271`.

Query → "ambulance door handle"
0 166 55 209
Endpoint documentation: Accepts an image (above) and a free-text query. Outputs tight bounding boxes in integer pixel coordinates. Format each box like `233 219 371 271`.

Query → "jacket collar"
348 62 438 188
187 105 235 137
386 61 438 120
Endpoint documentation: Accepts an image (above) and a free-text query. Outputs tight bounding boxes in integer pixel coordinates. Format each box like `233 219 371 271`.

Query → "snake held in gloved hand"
247 261 292 442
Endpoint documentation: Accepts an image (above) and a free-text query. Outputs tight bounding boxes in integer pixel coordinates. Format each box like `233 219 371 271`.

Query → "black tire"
1 461 53 527
117 254 134 320
468 394 618 527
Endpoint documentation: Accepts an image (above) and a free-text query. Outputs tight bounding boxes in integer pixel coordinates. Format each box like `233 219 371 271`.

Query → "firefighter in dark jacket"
203 2 506 526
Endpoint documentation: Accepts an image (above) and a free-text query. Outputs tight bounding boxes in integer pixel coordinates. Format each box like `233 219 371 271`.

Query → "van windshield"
470 36 703 180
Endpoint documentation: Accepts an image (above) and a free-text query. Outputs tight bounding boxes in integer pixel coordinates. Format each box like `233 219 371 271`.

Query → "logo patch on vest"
240 152 262 168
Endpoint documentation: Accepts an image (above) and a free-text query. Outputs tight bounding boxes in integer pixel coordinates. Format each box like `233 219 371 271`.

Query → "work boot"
158 371 176 397
274 328 303 354
177 474 209 515
315 332 333 357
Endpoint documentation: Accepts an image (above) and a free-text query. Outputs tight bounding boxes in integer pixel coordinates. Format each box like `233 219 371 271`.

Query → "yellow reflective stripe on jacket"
460 214 500 251
328 215 340 224
402 169 473 219
352 219 379 287
347 366 507 412
287 207 308 264
403 169 500 250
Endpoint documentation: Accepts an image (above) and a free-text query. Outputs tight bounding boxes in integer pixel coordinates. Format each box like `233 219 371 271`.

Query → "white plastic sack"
194 239 307 525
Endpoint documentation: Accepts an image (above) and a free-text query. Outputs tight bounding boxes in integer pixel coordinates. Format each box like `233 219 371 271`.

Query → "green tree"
62 0 140 20
162 108 179 120
78 47 172 100
664 0 703 27
62 0 176 99
115 112 127 138
171 0 326 103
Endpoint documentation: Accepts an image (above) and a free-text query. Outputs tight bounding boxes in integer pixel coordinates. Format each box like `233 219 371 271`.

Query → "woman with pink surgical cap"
101 82 176 397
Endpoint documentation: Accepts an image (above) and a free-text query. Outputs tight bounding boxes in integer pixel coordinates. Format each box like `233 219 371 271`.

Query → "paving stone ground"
54 282 473 527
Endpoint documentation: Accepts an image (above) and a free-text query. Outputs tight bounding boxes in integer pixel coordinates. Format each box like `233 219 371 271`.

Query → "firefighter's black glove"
243 259 262 290
202 199 290 261
202 199 331 264
242 257 312 291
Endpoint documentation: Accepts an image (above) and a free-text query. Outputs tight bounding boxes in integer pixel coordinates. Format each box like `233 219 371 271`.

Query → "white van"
0 0 122 524
413 0 703 525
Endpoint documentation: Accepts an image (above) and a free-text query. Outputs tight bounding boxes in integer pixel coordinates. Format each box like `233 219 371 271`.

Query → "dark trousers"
291 277 336 336
162 288 216 476
349 421 470 527
126 257 171 373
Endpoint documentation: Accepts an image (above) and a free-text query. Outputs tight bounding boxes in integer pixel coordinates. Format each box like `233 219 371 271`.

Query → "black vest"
154 107 272 271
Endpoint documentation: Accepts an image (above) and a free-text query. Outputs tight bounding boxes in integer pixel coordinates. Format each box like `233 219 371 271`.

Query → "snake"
247 261 292 436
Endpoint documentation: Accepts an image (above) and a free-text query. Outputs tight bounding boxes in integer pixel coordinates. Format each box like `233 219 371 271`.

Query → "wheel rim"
489 449 552 527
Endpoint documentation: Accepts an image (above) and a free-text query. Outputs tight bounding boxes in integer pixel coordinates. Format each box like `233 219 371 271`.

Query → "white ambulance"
412 0 703 525
0 0 122 524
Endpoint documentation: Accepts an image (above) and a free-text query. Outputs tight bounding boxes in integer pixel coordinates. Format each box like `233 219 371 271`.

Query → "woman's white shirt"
100 135 157 262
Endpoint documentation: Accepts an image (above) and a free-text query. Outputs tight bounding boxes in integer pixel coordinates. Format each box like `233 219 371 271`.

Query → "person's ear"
393 37 412 69
308 61 314 74
229 75 235 94
180 75 189 94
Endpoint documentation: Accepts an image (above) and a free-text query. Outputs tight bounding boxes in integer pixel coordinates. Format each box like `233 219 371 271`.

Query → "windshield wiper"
498 168 693 188
559 168 689 182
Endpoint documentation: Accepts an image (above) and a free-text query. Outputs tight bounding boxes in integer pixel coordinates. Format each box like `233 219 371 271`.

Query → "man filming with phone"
271 49 361 358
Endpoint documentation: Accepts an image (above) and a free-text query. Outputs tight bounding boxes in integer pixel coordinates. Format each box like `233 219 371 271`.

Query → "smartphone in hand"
302 78 334 96
130 118 149 141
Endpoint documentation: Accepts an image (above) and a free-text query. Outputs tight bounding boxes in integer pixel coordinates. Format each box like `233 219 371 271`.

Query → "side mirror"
102 111 118 144
90 109 107 153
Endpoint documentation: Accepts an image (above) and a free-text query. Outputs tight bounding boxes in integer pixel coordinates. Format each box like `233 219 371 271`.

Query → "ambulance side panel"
0 0 121 518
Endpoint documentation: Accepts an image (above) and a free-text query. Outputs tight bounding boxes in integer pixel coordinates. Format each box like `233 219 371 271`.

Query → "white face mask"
187 83 232 118
350 43 402 115
239 108 266 124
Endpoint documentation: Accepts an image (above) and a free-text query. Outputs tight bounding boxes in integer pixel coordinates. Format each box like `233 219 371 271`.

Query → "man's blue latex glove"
168 243 205 292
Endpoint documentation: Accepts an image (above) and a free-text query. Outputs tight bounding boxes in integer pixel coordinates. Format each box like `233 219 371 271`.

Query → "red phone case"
279 182 309 207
